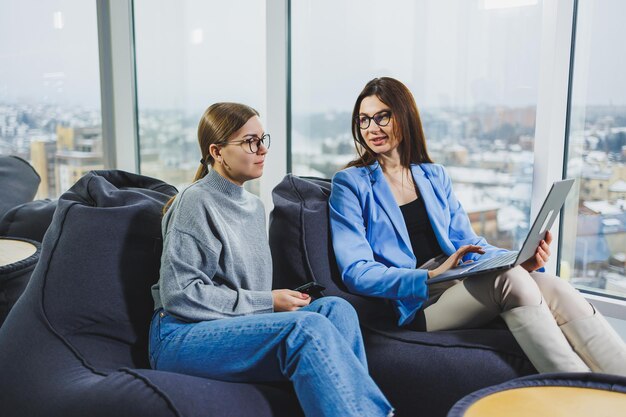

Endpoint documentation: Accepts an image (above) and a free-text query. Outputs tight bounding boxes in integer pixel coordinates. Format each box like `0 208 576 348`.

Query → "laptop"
426 178 575 285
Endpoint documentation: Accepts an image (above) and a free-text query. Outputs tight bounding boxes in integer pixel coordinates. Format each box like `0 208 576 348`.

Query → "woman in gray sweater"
149 102 393 417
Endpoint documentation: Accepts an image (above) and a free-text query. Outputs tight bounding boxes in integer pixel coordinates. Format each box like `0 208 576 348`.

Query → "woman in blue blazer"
329 77 626 376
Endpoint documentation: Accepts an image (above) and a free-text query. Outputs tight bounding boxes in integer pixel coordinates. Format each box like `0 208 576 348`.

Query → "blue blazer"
329 162 508 325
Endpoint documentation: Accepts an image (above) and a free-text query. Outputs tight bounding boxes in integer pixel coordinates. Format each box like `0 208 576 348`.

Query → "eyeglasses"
356 111 392 130
225 133 271 154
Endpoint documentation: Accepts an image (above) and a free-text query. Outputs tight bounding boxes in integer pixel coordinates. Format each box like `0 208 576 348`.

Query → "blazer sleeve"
159 228 274 322
329 170 428 307
437 166 509 262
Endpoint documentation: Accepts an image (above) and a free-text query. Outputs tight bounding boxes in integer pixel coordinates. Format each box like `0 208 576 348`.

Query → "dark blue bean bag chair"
0 155 40 220
269 174 537 417
0 198 58 242
0 198 58 323
0 237 41 327
0 170 302 417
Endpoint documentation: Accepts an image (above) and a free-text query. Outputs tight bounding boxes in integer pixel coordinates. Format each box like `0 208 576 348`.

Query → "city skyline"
1 99 625 298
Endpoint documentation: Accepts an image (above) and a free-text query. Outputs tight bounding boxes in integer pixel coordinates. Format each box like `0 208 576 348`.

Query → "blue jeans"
149 296 393 417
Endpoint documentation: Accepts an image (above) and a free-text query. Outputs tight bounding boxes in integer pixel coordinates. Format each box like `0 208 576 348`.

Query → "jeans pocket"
156 310 169 342
148 310 162 367
157 310 185 342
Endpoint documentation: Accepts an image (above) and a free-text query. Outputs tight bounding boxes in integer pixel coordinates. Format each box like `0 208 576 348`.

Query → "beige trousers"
418 265 626 375
422 265 593 332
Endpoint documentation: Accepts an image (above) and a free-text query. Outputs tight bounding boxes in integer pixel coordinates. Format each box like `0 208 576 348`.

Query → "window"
291 0 543 250
0 0 102 199
134 0 266 194
561 0 626 299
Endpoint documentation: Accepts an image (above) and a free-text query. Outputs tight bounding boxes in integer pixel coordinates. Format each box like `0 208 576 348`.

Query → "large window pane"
0 0 102 199
134 0 266 194
561 0 626 299
291 0 542 250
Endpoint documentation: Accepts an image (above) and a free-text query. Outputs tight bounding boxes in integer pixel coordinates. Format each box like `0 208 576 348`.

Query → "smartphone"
292 282 326 294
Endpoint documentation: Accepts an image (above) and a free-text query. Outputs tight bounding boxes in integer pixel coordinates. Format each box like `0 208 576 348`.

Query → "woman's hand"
521 230 552 272
272 289 311 312
427 245 485 279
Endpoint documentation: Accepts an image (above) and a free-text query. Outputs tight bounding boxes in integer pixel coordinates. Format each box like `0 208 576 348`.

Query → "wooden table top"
0 239 38 267
464 386 626 417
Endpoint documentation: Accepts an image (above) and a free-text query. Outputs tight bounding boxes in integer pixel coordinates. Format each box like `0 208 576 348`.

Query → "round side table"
0 237 41 327
448 372 626 417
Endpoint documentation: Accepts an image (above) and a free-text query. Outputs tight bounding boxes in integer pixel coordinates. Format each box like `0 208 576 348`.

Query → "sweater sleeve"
159 228 274 322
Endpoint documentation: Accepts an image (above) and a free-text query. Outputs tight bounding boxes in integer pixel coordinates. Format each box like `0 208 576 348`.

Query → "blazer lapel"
369 163 414 258
411 165 456 256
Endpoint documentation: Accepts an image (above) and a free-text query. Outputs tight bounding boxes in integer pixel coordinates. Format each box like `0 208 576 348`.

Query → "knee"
292 311 334 338
498 266 542 308
531 272 591 319
533 272 579 300
318 296 358 320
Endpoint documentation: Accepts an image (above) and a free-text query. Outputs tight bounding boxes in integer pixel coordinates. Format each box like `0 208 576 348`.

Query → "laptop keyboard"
469 251 519 273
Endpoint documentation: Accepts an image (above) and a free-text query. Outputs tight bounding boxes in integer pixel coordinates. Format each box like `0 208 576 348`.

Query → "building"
54 125 104 194
55 150 104 194
580 166 612 201
30 138 57 199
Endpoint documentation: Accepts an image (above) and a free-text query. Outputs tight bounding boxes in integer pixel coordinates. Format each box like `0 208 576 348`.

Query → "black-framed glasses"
226 133 271 154
356 111 392 130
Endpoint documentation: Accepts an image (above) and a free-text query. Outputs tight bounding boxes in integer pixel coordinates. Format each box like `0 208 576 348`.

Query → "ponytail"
194 158 209 182
162 195 176 215
162 159 208 215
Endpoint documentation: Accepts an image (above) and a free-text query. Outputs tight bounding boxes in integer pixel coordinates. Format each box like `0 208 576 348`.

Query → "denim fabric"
149 296 393 417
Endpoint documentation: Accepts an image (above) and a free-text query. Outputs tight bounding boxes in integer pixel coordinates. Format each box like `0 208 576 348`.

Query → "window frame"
98 0 626 318
96 0 139 173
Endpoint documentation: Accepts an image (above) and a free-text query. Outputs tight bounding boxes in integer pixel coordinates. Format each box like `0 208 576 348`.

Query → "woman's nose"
366 122 381 134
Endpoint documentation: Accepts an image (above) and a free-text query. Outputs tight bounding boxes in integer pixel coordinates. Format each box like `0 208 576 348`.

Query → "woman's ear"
209 144 222 163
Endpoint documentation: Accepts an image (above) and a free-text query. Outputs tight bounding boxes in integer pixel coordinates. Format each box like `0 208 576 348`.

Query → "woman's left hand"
521 230 552 272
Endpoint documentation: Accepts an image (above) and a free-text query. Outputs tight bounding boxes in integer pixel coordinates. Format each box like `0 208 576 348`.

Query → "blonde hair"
163 102 259 214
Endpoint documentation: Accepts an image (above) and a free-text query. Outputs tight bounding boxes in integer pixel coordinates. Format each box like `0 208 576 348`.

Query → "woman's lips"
369 136 387 146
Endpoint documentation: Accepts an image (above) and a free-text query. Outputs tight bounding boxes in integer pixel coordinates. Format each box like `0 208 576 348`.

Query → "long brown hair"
346 77 433 169
163 102 259 214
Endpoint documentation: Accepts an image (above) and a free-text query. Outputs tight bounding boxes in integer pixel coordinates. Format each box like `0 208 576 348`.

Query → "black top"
399 197 443 267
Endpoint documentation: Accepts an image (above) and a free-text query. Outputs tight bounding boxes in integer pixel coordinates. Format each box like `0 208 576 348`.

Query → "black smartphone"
292 282 326 294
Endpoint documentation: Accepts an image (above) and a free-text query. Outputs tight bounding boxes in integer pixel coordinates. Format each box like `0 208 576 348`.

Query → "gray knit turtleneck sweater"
151 169 274 322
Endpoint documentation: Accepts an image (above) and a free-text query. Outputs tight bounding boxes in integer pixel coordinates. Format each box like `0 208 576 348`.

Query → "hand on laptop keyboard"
427 245 486 279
